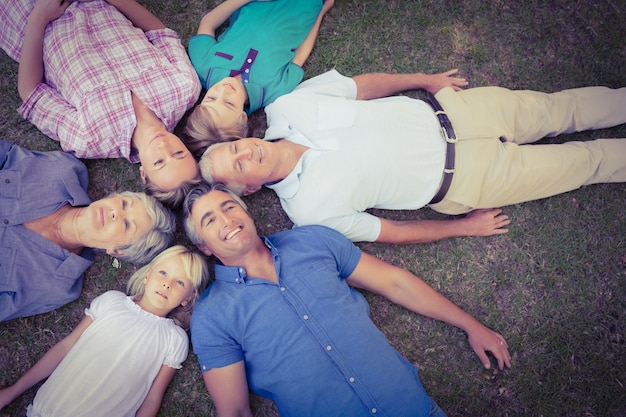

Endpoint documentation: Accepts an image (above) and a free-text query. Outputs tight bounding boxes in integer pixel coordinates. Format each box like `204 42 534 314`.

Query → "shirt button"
280 287 285 292
303 315 309 320
349 377 355 383
244 69 250 73
326 345 332 351
247 58 252 63
371 409 377 414
244 80 248 83
235 278 239 283
2 219 8 225
4 179 9 183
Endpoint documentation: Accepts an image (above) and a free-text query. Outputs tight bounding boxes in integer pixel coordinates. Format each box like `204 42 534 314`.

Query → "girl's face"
200 77 248 130
137 254 195 317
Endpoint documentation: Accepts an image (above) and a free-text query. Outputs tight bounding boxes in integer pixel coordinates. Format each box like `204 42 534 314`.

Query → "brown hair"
183 105 248 158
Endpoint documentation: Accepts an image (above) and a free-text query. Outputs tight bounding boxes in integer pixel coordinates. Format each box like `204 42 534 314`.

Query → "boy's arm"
103 0 165 31
197 0 252 37
376 209 510 244
292 0 334 66
202 361 253 417
0 316 93 410
346 253 511 370
353 69 469 100
18 0 71 100
135 365 177 417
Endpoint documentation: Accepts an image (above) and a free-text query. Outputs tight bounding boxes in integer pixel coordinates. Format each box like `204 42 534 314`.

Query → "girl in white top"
0 245 209 417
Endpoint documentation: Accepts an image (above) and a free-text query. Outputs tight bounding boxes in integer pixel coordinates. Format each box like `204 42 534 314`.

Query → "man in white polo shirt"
199 69 626 244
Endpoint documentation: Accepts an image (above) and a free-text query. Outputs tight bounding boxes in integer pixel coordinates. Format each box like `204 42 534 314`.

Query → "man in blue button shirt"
183 182 511 417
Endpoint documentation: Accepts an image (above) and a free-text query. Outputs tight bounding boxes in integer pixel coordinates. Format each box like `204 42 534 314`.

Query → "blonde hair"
183 104 248 158
127 245 210 330
143 174 203 209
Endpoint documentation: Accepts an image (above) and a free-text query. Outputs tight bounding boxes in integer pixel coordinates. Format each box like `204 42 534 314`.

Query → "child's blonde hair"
127 245 210 330
183 105 249 158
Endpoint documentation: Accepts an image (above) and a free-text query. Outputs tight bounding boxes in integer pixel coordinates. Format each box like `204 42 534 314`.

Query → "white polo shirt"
265 70 445 242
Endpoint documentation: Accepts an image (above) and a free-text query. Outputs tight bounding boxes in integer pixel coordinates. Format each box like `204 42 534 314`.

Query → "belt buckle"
434 110 458 144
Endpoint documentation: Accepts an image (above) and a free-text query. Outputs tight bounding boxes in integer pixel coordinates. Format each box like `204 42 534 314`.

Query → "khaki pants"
429 85 626 215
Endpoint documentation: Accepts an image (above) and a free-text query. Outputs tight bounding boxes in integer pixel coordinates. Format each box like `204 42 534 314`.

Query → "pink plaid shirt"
0 0 200 161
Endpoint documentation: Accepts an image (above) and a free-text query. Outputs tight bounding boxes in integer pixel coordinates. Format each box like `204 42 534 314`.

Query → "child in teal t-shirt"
184 0 333 156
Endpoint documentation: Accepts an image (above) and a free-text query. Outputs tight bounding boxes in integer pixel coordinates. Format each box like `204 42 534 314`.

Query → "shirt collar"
213 236 279 284
265 157 304 199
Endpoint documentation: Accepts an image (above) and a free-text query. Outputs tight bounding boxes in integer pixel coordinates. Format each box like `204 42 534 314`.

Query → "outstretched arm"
0 316 93 410
18 0 71 100
202 361 253 417
376 209 510 244
103 0 166 31
136 365 177 417
354 69 469 100
346 253 511 370
197 0 252 37
292 0 334 66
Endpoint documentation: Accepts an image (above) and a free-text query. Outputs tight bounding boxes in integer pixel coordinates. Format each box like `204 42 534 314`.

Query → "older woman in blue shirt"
0 140 175 322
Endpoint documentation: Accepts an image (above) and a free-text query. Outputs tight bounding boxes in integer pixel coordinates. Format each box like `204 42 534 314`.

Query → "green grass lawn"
1 1 625 416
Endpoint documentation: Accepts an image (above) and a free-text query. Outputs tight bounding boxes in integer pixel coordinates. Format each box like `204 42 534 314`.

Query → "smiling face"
190 190 260 262
78 195 153 254
137 254 195 317
206 138 277 195
200 76 248 131
138 131 199 192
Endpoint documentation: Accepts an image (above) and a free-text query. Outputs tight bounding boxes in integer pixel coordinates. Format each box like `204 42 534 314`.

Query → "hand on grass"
463 208 510 237
466 325 511 370
423 69 469 94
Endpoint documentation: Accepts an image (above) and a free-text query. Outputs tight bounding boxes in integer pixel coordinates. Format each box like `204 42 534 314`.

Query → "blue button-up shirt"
0 141 93 321
191 225 433 416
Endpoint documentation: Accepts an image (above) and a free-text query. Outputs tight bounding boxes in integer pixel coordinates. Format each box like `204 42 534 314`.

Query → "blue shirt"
187 0 322 114
0 141 93 322
191 225 433 416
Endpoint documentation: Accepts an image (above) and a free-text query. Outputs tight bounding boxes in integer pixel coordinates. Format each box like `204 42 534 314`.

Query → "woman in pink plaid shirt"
0 0 203 207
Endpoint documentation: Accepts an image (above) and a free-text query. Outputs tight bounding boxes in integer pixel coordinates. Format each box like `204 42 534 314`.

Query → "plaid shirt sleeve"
18 83 133 159
145 28 201 130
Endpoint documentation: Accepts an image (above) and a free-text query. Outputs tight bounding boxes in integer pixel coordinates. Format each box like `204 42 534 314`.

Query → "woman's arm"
18 0 71 100
135 365 177 417
197 0 252 37
103 0 165 31
0 316 93 410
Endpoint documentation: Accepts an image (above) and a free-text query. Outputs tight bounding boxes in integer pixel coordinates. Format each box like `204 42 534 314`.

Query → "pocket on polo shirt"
317 99 357 130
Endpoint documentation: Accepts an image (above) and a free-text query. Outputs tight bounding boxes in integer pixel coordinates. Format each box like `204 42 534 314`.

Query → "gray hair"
199 143 247 196
182 182 248 246
110 191 176 265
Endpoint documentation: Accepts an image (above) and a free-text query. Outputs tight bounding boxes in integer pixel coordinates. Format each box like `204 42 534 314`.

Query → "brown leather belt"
426 93 457 205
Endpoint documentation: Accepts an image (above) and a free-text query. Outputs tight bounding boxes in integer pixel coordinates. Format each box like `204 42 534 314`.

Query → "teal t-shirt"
188 0 322 114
